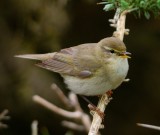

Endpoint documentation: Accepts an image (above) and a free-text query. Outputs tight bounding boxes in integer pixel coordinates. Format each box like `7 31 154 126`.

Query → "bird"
15 37 131 96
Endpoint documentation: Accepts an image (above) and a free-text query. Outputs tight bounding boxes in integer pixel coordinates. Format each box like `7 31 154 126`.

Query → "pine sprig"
100 0 160 19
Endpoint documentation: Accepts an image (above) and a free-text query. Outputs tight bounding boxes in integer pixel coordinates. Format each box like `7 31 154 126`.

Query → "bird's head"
97 37 131 61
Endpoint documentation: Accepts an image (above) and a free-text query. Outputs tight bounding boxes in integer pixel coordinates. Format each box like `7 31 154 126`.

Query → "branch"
51 84 72 109
88 7 130 135
32 83 91 133
88 94 112 135
0 109 10 129
137 123 160 131
33 95 82 119
112 9 129 41
31 120 38 135
61 121 85 132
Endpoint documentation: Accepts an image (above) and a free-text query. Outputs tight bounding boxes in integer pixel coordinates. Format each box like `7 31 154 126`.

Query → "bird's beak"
119 52 131 59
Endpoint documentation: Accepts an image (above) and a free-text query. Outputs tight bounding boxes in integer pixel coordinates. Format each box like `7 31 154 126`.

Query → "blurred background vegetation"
0 0 160 135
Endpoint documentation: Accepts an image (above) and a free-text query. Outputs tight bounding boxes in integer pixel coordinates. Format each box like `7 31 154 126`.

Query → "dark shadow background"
0 0 160 135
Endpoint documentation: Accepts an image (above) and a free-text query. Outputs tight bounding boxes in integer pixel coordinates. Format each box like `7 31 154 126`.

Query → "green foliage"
100 0 160 19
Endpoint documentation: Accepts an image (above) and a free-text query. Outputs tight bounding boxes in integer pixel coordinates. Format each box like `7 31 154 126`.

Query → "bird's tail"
15 53 56 61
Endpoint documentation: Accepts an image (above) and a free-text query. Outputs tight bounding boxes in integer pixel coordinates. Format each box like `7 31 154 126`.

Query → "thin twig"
33 84 91 133
62 121 85 132
137 123 160 131
33 95 82 120
0 123 8 129
88 94 111 135
31 120 38 135
68 92 82 112
0 109 9 120
109 8 121 24
113 10 128 41
51 83 72 109
68 93 91 132
0 109 10 129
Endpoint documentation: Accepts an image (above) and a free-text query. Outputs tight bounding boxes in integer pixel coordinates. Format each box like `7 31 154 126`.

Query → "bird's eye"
110 49 115 54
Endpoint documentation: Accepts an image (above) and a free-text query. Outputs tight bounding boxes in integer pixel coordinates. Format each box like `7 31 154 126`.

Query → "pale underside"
63 57 128 95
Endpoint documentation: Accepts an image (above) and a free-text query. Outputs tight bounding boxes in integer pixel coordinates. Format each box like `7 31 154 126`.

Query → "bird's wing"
36 44 101 78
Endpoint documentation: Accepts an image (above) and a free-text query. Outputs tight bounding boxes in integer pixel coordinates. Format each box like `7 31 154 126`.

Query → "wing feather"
36 44 101 78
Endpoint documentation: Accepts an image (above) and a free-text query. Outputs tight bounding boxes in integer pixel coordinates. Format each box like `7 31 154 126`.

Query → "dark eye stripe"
110 50 115 53
102 46 121 55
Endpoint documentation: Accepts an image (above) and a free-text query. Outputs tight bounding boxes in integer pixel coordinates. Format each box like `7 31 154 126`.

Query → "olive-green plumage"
15 37 130 96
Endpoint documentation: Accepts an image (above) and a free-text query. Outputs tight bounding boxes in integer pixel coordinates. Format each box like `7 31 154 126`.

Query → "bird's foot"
88 91 113 119
88 104 105 119
80 96 104 118
106 90 113 97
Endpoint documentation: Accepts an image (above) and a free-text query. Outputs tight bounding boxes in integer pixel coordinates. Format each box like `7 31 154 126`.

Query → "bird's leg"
89 90 113 118
80 90 113 119
88 104 105 119
106 90 113 97
80 96 105 119
88 90 113 119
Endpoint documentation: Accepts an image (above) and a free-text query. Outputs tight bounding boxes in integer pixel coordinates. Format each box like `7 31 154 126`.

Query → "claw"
88 104 105 119
106 90 113 97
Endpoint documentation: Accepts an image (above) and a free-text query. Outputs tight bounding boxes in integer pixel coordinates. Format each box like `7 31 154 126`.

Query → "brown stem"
88 94 111 135
88 9 129 135
113 10 128 41
33 95 82 119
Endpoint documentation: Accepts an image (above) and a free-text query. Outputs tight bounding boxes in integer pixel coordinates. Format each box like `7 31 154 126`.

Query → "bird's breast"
106 58 129 89
63 58 129 96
